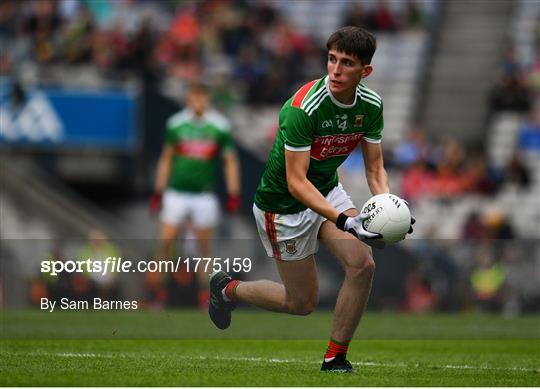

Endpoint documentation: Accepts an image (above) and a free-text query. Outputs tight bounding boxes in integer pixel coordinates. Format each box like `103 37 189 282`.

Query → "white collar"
184 108 208 122
324 76 357 108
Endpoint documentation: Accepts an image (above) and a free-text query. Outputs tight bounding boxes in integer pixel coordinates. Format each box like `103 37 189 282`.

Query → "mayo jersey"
254 76 384 214
165 108 234 193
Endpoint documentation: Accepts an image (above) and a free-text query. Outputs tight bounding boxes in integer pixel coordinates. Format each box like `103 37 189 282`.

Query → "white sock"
221 287 231 302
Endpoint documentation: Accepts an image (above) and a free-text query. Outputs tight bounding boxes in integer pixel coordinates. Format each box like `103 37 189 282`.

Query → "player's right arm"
285 150 380 240
283 106 379 239
149 144 174 214
281 105 340 223
154 144 174 193
285 149 341 223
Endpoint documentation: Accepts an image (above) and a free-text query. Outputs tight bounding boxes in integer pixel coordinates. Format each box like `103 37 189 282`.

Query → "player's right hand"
149 192 162 215
336 212 382 240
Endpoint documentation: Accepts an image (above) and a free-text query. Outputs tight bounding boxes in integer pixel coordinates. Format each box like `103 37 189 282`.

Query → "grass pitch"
1 310 539 386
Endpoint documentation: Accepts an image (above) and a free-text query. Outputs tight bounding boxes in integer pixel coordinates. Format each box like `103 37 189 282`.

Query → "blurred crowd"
391 0 540 316
490 45 538 113
388 0 540 219
488 1 540 152
390 127 534 203
1 0 431 105
402 239 538 316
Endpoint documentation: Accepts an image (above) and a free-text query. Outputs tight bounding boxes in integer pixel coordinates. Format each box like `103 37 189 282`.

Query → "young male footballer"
149 83 241 307
208 27 414 372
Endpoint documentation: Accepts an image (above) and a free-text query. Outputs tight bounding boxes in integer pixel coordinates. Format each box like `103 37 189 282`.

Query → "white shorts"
253 183 356 261
160 189 220 229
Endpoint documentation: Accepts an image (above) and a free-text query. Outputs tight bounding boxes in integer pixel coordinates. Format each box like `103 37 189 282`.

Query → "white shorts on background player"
253 183 356 261
161 189 220 229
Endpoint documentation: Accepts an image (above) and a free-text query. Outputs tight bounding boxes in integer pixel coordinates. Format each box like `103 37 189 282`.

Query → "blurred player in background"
208 27 413 372
149 83 241 308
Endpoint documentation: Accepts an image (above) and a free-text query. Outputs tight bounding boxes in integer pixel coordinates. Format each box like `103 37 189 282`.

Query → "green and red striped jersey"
255 76 384 214
165 108 234 193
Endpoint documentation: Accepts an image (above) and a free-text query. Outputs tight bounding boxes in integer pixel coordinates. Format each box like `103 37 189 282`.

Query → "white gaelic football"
360 193 411 244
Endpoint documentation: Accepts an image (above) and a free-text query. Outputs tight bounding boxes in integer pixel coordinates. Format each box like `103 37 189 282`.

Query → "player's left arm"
223 150 240 198
361 139 416 233
360 139 389 195
219 118 241 211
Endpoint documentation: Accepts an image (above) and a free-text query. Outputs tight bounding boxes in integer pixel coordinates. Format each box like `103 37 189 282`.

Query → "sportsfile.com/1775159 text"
40 257 253 276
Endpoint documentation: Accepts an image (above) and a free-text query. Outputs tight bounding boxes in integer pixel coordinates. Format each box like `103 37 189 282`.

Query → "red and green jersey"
165 108 234 193
254 76 384 214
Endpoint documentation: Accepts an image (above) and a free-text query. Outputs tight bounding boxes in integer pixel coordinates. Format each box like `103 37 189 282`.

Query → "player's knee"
288 301 316 316
345 255 375 282
286 294 318 316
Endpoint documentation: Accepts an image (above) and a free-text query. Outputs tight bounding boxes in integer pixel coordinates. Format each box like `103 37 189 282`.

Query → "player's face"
327 49 372 103
187 91 210 116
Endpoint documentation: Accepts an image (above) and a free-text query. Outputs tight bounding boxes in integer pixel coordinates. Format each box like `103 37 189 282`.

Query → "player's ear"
361 65 373 78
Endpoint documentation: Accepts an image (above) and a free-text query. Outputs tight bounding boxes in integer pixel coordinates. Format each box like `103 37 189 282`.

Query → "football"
360 193 412 244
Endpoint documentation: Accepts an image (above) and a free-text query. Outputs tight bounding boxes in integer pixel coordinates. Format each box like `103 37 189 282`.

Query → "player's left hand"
226 195 241 213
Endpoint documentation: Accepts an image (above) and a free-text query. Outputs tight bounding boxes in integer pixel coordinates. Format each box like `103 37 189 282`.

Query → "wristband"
336 212 349 231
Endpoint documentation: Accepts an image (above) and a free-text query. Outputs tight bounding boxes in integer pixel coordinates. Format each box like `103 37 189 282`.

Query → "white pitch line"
57 352 114 358
200 355 537 373
5 351 537 373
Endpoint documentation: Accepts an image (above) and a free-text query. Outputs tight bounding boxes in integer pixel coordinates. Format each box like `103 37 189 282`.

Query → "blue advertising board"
0 83 139 151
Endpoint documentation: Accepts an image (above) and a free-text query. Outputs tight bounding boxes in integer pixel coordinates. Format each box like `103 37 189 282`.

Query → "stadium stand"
422 0 514 146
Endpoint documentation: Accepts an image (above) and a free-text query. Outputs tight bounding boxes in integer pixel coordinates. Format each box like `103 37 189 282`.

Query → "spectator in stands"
500 45 522 79
232 43 266 104
527 57 540 92
504 150 531 189
490 42 536 112
400 159 433 202
483 209 516 240
92 29 115 70
0 0 18 37
430 138 467 197
369 0 399 31
470 245 505 312
490 73 532 112
78 229 122 300
461 154 501 195
342 3 370 29
403 263 438 313
128 16 156 77
462 211 486 240
154 8 202 81
517 104 540 153
462 208 516 241
24 0 62 64
342 0 426 32
403 0 426 30
64 5 95 64
393 128 428 167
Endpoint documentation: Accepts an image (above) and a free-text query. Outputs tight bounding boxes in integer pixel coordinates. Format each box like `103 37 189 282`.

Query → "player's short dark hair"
326 26 377 65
